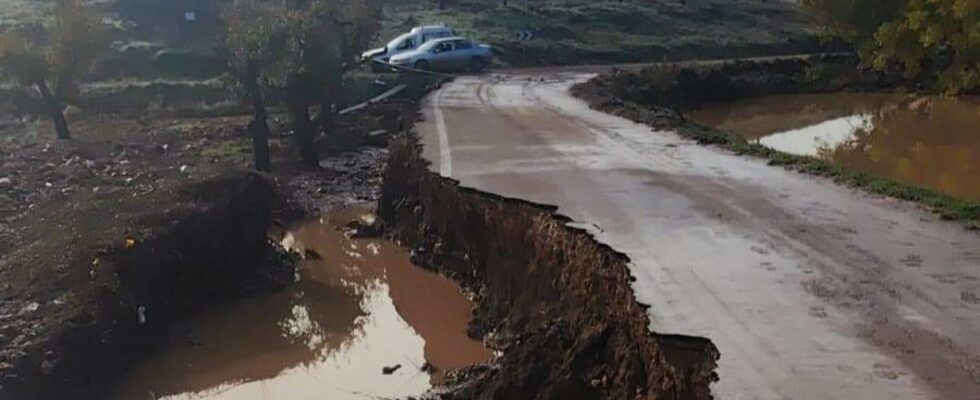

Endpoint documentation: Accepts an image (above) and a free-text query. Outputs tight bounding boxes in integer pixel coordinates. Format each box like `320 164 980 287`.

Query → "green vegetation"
0 0 107 139
221 0 382 171
379 0 816 65
804 0 980 93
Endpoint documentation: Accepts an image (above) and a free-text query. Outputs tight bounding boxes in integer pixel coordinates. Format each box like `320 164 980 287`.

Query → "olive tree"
287 0 381 159
222 0 290 172
222 0 381 169
803 0 979 93
0 1 106 140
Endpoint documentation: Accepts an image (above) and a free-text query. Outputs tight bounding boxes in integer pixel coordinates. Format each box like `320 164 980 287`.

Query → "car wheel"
469 57 486 72
414 60 430 71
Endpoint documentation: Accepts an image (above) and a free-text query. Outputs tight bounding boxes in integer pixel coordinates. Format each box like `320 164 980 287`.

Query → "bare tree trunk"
286 76 318 169
243 64 272 172
35 80 70 140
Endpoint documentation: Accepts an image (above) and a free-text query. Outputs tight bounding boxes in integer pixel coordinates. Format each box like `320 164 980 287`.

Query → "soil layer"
379 134 719 400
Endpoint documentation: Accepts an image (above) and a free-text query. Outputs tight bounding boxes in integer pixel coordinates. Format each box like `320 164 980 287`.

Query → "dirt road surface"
417 73 980 400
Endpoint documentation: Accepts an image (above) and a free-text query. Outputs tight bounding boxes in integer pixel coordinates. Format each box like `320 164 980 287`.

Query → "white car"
361 25 455 70
388 37 493 72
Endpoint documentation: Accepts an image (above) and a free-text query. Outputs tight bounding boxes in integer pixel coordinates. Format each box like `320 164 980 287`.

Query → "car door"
449 40 475 69
429 41 455 70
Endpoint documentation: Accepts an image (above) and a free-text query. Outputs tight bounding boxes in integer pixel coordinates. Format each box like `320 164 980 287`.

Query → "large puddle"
110 205 492 400
689 93 980 202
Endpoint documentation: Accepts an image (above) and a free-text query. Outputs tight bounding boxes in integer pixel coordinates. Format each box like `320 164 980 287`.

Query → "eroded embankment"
379 135 719 400
2 173 292 400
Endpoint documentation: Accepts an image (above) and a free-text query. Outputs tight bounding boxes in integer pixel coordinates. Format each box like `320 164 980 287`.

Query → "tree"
0 0 106 140
289 0 381 150
872 0 979 93
221 0 381 169
222 0 290 172
803 0 979 93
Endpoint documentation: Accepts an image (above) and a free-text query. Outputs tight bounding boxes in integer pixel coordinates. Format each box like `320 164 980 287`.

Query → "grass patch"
200 140 250 160
380 0 822 66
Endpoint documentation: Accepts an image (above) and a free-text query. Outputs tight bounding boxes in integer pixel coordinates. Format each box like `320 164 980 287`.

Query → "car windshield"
418 39 448 52
387 33 413 50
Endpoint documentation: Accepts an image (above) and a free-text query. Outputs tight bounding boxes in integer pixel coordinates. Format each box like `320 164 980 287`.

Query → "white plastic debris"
20 302 40 315
137 306 147 325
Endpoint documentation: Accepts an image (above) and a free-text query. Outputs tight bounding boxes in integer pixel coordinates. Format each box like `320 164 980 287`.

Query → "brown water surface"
110 205 491 400
689 93 980 202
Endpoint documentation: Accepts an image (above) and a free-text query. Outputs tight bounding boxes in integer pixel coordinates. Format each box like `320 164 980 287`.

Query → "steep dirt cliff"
380 134 719 400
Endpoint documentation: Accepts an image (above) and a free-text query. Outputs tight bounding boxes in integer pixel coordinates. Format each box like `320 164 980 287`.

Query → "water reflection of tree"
818 97 980 202
112 266 368 400
691 93 895 141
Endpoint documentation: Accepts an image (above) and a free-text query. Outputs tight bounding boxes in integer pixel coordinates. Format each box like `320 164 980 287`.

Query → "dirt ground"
0 99 409 398
415 70 980 399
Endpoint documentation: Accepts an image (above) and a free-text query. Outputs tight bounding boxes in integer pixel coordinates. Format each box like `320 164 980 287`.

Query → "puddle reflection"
690 94 980 201
111 205 491 400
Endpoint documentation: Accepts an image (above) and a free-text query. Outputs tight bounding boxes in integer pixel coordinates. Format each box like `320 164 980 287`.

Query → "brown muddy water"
689 93 980 201
110 205 492 400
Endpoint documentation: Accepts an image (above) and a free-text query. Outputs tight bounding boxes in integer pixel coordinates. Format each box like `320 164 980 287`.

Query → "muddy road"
417 73 980 399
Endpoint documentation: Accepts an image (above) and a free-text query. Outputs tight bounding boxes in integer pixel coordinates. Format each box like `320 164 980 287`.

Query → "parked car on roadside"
388 37 493 72
360 25 455 71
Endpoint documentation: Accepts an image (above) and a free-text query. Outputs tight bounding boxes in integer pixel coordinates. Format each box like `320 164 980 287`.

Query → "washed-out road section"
417 73 980 400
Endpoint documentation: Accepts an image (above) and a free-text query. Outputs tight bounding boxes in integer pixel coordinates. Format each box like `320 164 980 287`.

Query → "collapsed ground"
0 69 722 399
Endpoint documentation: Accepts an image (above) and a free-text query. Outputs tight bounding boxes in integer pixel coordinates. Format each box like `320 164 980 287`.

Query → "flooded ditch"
110 205 491 400
690 93 980 202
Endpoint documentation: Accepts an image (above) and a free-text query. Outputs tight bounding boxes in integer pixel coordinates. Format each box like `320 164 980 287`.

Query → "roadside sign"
514 29 533 42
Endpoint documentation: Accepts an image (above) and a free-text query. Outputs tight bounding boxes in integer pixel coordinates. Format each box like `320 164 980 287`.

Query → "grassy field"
379 0 819 66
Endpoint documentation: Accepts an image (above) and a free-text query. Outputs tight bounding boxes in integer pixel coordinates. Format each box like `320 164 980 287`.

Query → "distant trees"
221 0 381 171
803 0 979 93
0 0 106 139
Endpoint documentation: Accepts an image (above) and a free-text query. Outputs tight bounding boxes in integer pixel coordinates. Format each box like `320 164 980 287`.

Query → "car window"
432 41 453 54
387 33 412 50
396 38 415 50
454 40 473 50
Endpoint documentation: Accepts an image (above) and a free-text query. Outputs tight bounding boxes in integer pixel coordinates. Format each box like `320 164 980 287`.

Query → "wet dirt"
689 94 980 201
109 204 490 400
426 72 980 399
382 133 719 400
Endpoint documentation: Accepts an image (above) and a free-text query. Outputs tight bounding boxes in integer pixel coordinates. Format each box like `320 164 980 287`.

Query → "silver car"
388 37 493 72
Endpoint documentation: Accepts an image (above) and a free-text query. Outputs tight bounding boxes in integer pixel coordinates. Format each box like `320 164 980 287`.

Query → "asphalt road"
416 72 980 400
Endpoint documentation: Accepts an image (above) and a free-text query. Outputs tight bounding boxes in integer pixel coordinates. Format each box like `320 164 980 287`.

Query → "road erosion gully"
414 72 980 400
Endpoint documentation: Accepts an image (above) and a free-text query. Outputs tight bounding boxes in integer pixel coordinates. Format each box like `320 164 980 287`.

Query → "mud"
110 205 490 400
0 173 292 400
379 134 719 400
